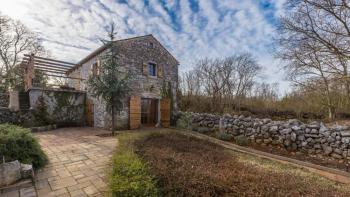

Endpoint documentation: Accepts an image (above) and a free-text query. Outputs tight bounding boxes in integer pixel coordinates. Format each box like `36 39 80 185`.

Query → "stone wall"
0 108 33 125
28 88 86 126
182 112 350 160
0 93 8 108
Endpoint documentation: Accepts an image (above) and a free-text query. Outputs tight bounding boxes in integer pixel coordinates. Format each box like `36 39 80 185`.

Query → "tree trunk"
111 96 115 135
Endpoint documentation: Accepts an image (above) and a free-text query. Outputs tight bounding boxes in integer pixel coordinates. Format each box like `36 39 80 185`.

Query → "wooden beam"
23 58 73 69
35 68 67 74
34 65 68 72
24 54 77 66
34 62 71 70
42 74 86 80
27 61 70 69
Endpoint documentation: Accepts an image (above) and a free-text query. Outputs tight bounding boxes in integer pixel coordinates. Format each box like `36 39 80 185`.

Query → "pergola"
21 54 84 91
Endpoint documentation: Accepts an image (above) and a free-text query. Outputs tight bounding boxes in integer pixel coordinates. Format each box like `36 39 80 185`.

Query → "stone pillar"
24 54 35 91
8 90 19 112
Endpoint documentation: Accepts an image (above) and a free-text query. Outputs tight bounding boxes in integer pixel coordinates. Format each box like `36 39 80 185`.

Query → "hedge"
0 124 48 169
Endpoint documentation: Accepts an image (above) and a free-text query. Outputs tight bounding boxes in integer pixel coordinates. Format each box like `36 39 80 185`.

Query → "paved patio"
2 127 117 197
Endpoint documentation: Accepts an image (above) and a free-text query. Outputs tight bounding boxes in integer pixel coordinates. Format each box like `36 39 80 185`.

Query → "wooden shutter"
157 65 163 78
160 98 170 128
129 96 141 129
143 63 148 76
97 59 100 75
89 64 93 76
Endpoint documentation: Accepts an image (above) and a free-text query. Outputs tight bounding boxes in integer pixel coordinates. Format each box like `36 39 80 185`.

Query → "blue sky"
1 0 289 93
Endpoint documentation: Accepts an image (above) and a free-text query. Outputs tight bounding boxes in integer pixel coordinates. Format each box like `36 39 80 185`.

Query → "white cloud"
0 0 290 92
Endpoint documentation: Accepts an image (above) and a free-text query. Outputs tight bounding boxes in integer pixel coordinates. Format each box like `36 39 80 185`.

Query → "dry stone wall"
0 93 8 107
185 112 350 160
0 108 33 125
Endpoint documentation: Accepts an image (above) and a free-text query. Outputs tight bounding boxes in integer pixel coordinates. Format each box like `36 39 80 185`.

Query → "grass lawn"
110 130 350 197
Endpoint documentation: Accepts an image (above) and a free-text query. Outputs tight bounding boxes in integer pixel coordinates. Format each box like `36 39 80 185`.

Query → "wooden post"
24 54 35 91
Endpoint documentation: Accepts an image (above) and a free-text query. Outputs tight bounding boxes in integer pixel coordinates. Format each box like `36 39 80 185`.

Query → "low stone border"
31 124 57 132
178 129 350 184
0 160 34 188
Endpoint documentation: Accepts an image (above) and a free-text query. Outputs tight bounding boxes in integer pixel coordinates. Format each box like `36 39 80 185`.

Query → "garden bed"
112 131 350 196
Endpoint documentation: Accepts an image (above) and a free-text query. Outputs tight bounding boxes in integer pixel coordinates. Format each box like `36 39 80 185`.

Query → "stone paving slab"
1 127 117 197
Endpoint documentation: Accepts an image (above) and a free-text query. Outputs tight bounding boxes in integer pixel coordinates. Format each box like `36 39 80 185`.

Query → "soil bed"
135 132 350 197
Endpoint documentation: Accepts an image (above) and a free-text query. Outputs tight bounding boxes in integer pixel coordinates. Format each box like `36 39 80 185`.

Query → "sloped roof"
71 34 179 71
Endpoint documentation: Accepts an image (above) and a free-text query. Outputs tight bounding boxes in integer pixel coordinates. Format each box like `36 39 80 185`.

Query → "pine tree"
87 23 131 134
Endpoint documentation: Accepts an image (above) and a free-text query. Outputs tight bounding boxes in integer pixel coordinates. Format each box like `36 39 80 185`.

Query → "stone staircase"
19 92 30 110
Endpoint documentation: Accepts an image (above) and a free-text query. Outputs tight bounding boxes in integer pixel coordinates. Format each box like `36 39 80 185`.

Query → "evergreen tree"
87 23 131 134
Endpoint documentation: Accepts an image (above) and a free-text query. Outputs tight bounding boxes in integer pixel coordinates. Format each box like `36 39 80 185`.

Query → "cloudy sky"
1 0 290 93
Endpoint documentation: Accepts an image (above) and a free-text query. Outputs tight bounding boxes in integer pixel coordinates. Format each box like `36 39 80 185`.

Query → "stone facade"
68 35 179 129
181 112 350 161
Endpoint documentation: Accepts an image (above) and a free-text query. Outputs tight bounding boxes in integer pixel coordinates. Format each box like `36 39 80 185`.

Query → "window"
148 63 156 76
149 42 154 48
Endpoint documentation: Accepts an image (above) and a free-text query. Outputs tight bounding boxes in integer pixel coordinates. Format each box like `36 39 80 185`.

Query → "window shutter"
160 98 170 127
129 96 141 129
89 64 93 76
143 63 148 76
157 65 163 78
97 59 100 75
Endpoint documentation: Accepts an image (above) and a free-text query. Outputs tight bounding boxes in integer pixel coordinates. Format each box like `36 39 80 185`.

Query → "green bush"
176 112 192 130
235 135 249 146
0 124 48 169
215 132 234 141
110 134 159 197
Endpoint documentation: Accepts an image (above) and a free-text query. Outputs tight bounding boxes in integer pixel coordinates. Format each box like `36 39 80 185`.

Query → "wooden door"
86 99 94 127
129 96 141 129
160 98 170 128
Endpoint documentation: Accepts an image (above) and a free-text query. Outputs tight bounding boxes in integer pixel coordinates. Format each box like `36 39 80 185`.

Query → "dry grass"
134 131 350 197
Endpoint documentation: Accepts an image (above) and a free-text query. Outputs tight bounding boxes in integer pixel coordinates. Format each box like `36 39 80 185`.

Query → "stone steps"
18 92 30 110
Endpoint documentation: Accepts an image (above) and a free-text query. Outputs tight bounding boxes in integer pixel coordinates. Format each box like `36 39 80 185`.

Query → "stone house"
66 34 179 129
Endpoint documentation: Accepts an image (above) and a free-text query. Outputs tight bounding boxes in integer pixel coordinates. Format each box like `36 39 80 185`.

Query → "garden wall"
28 88 86 126
0 92 9 108
0 108 33 125
179 112 350 160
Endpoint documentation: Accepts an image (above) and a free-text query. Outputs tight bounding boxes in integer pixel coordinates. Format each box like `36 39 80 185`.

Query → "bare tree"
180 54 261 113
277 0 350 119
0 13 47 89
